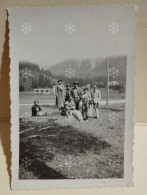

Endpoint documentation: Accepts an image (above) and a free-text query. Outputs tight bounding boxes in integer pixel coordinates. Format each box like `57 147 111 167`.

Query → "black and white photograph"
8 6 135 189
19 56 126 180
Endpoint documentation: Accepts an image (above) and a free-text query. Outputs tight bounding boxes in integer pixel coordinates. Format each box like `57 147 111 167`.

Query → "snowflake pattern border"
21 157 32 169
109 112 118 123
65 68 75 78
21 23 32 34
21 68 32 80
65 23 76 34
109 23 119 34
109 67 119 79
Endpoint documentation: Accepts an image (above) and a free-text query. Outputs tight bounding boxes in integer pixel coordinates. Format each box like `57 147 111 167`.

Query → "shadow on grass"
32 159 67 179
19 119 111 179
42 105 56 109
99 104 125 112
20 119 111 155
23 159 67 179
19 137 67 179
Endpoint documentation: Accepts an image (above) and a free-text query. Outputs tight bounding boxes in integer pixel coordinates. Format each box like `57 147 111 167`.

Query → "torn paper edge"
7 5 136 190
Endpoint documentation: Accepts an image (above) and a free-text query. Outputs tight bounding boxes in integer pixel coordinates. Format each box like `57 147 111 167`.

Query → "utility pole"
106 57 109 106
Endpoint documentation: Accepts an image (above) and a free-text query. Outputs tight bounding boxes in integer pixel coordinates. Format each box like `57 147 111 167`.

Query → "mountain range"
44 56 127 79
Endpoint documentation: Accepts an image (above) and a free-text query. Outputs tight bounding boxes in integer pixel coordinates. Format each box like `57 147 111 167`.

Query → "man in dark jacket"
65 84 72 102
71 81 82 110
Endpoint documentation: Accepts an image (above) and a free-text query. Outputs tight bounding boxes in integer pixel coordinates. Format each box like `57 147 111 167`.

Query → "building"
109 81 119 86
34 88 52 95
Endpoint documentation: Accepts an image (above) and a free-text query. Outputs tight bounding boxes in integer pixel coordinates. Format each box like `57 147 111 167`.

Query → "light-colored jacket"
91 89 101 103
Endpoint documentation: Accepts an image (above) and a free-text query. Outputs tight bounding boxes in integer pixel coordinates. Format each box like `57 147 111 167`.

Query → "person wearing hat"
65 84 72 102
71 81 82 110
81 88 91 121
55 80 65 110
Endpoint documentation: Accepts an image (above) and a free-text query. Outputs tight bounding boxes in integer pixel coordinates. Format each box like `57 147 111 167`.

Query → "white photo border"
8 6 136 189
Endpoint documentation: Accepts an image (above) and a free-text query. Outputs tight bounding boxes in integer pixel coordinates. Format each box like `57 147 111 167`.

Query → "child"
32 100 47 116
91 84 101 119
81 88 91 121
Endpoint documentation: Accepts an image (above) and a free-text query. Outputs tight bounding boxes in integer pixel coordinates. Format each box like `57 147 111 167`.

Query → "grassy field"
19 88 124 105
19 92 55 105
19 103 125 179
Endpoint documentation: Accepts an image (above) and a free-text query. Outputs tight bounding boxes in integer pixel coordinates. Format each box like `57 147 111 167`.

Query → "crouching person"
61 101 73 118
61 99 84 121
68 98 84 121
32 100 47 116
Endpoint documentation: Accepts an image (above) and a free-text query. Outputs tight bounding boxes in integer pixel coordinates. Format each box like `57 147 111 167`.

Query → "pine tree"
32 77 38 88
44 77 49 87
38 74 45 88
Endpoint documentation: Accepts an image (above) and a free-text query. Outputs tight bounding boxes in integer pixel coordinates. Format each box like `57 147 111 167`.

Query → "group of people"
55 80 101 122
31 80 101 122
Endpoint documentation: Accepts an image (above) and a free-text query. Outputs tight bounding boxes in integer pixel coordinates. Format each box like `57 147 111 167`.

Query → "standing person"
91 84 101 119
55 80 65 111
71 81 82 110
81 88 91 121
65 84 72 102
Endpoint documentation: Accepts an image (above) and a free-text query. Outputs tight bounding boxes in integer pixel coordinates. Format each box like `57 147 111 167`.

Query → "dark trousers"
74 98 80 110
82 103 89 120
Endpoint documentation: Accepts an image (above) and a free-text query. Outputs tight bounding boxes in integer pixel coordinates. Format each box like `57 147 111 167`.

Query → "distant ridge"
44 56 127 79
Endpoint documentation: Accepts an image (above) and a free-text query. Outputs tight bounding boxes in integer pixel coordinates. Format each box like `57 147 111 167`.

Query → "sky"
9 6 136 68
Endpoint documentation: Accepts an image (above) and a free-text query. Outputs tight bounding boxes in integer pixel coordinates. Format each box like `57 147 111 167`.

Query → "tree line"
19 61 54 91
19 61 125 92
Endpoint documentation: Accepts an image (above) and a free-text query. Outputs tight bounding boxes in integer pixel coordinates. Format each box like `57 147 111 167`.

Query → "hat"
66 84 71 87
64 101 69 106
73 81 79 85
58 79 62 83
84 87 88 91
